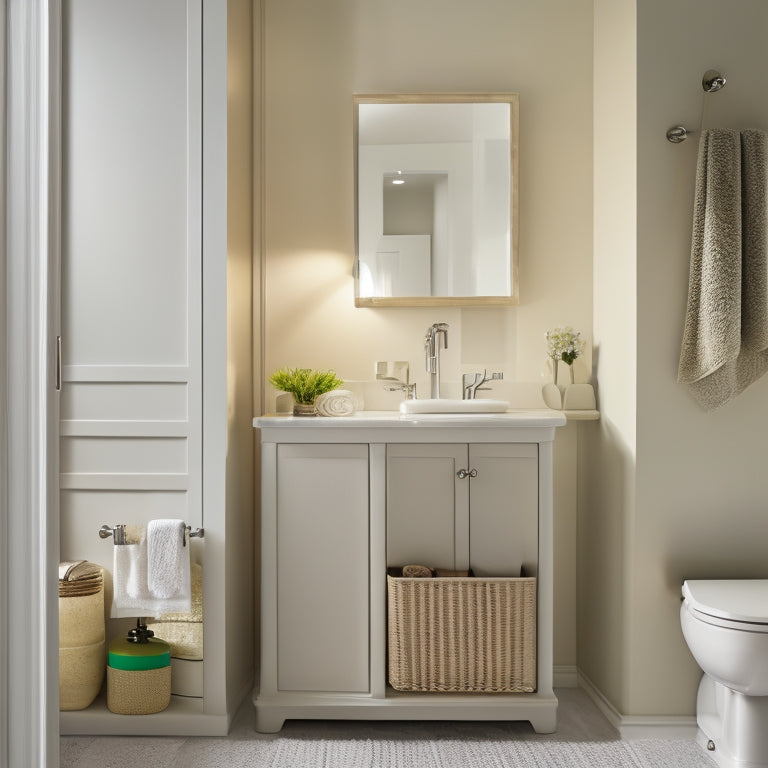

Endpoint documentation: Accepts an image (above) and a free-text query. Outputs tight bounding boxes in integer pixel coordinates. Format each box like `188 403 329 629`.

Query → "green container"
108 636 170 671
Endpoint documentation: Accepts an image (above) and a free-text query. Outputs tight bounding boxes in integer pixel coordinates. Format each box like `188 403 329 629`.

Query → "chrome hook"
702 69 726 93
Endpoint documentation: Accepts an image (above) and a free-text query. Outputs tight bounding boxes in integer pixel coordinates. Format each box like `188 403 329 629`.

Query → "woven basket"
59 641 106 711
387 573 537 693
107 666 171 715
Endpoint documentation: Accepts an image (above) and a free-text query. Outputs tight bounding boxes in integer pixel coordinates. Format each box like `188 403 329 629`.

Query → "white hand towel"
110 521 191 619
111 531 153 618
315 389 357 417
147 519 191 605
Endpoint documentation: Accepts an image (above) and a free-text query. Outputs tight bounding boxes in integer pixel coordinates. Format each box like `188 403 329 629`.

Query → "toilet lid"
683 580 768 624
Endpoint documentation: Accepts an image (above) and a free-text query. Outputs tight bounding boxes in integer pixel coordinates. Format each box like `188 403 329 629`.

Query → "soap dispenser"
107 618 171 715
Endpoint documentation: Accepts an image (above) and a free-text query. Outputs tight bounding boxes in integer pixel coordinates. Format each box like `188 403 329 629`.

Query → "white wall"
586 0 768 718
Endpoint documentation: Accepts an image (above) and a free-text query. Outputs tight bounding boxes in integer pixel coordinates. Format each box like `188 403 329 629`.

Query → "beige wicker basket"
387 573 537 693
107 666 171 715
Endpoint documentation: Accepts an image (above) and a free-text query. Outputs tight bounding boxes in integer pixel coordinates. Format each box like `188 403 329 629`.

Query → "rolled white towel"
315 389 356 417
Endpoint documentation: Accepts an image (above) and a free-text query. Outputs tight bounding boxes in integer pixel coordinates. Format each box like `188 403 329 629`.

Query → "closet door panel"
63 0 195 366
61 382 188 422
60 0 203 531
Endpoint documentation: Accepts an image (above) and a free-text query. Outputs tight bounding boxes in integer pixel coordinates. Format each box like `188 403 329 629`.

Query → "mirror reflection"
354 94 518 307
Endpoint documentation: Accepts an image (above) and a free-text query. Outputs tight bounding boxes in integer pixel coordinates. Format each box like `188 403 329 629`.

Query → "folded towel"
402 564 434 578
147 519 189 600
315 389 357 417
146 621 203 660
147 564 203 658
111 522 191 619
151 563 203 623
678 129 768 410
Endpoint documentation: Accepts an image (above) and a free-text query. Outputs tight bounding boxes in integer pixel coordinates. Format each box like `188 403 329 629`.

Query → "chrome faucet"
425 322 449 398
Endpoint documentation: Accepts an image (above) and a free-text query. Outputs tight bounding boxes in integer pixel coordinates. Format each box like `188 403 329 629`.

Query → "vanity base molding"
253 690 558 734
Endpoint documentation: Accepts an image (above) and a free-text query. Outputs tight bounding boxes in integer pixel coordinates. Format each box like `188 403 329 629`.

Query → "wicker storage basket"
387 572 537 693
59 563 105 711
107 666 171 715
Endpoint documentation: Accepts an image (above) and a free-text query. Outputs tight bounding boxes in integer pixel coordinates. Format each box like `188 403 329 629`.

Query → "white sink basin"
399 398 509 415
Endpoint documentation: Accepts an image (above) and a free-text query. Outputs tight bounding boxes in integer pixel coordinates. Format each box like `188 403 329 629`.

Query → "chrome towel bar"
98 523 204 546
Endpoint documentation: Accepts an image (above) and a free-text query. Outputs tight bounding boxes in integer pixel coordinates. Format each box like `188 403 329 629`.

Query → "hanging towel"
147 562 204 659
111 527 151 619
111 522 191 619
678 129 768 410
147 519 188 598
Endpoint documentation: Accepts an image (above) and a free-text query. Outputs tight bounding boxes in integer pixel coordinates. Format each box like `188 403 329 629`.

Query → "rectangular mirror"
354 93 519 307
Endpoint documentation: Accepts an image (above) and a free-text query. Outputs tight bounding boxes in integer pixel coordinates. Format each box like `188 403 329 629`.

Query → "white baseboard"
553 665 579 688
577 669 698 740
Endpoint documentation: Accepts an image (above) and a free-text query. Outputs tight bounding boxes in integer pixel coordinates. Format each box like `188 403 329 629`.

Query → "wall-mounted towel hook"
667 126 690 144
702 69 726 94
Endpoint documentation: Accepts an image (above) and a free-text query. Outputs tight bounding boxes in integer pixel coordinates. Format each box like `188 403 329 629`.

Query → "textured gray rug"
60 690 716 768
61 731 715 768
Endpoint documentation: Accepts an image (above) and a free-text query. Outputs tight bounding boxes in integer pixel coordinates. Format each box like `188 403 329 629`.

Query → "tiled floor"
60 688 716 768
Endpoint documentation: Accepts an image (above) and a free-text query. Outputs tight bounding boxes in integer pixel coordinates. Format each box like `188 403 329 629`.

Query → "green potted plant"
269 367 344 416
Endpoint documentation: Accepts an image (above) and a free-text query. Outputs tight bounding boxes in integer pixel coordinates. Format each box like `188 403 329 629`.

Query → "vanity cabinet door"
276 444 370 693
386 444 469 571
468 443 539 577
386 443 538 577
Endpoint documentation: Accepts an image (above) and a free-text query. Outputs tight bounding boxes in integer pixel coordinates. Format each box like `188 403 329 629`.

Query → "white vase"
552 359 575 386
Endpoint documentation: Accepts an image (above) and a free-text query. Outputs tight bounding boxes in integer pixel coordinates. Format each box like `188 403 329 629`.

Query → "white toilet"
681 580 768 767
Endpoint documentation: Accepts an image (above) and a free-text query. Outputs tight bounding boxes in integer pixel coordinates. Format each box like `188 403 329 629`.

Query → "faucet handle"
384 382 417 399
463 370 504 399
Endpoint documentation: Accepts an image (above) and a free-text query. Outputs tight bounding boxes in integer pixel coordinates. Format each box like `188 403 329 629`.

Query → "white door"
59 0 202 569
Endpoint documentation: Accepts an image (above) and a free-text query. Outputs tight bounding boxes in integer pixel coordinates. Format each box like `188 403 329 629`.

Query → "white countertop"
253 409 568 429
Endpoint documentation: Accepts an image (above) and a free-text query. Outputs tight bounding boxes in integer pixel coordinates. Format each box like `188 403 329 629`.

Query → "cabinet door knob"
457 468 478 479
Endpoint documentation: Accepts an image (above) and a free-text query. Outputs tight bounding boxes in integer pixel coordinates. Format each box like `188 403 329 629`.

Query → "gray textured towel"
678 129 768 410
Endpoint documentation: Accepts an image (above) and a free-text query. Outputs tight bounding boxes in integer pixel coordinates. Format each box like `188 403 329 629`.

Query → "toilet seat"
684 580 768 633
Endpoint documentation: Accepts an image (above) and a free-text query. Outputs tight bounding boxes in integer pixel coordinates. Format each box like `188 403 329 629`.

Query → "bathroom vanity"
252 409 565 733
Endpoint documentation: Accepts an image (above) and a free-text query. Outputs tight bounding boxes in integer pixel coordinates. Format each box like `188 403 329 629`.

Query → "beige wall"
586 0 768 718
260 0 768 720
261 0 594 406
580 0 637 714
260 0 594 674
634 0 768 716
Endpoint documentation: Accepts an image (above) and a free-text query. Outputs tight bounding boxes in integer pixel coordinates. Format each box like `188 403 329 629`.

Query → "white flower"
546 327 585 366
